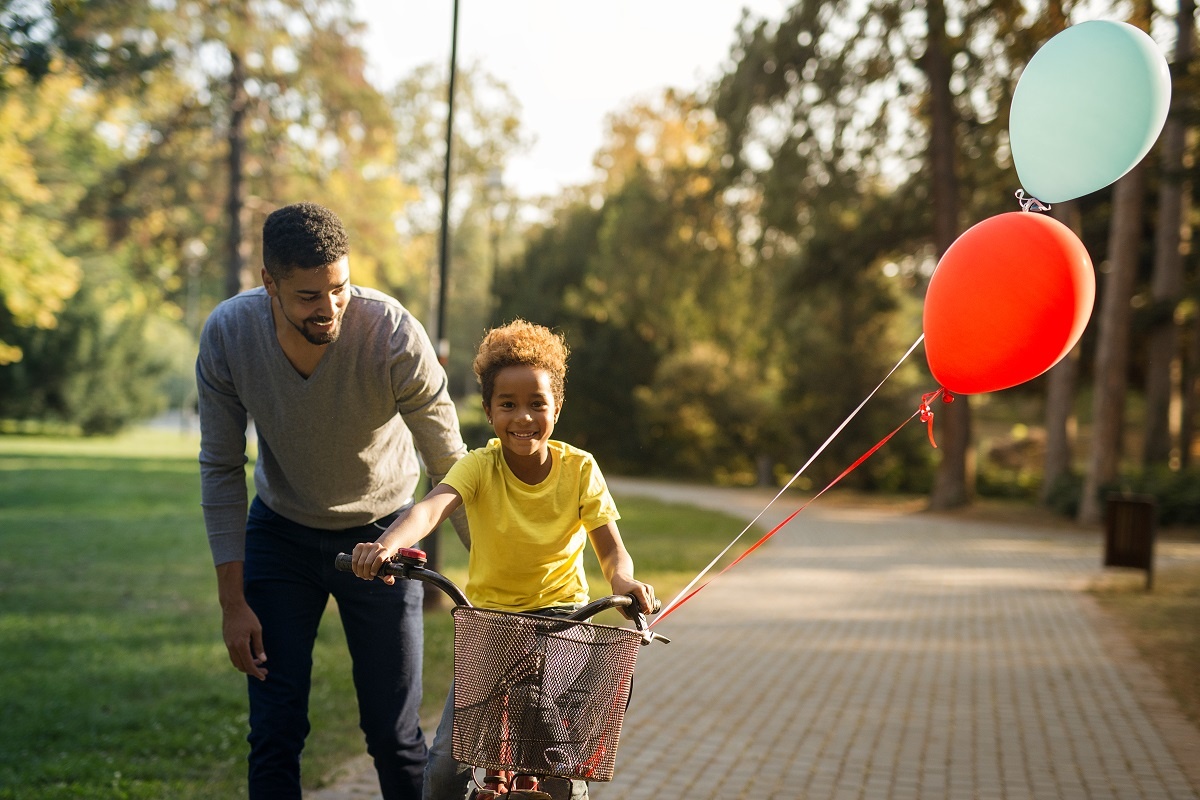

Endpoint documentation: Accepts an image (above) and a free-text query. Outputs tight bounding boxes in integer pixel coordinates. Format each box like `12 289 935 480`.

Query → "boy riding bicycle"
351 319 656 800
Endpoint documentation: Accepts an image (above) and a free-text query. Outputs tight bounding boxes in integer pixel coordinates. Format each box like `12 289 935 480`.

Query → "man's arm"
196 324 253 565
196 316 263 677
392 322 471 549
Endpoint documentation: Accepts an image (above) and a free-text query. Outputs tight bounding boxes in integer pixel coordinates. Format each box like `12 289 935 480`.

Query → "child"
351 318 655 800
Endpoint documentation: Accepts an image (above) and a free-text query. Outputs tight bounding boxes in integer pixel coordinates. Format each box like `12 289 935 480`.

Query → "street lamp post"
485 167 504 320
424 0 460 608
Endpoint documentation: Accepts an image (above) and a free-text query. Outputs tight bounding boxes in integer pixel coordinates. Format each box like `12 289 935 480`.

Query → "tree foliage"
0 2 525 433
0 0 1195 504
0 69 83 365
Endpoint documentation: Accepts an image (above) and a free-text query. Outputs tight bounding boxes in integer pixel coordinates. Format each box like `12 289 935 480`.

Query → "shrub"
1107 467 1200 527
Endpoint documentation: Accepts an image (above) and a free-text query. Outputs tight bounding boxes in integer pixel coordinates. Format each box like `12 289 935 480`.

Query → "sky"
350 1 788 199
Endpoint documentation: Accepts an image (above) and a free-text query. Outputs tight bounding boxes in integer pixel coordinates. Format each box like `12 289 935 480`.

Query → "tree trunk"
1078 165 1146 524
1040 200 1084 505
1184 312 1200 467
1143 0 1194 466
224 47 248 299
924 0 971 509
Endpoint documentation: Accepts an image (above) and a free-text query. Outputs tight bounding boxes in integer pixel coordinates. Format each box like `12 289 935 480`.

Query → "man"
196 202 468 799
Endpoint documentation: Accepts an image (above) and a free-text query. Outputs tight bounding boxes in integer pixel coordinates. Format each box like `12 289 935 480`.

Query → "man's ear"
261 268 278 297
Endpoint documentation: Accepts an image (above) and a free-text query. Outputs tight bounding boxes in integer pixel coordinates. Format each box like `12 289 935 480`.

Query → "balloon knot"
1015 190 1051 213
919 389 951 448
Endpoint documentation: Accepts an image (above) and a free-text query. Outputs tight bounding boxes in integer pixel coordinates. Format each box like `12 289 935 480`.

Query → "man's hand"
222 600 268 680
216 561 267 680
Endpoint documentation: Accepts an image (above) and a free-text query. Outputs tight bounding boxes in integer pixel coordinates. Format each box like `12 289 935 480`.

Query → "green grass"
0 429 751 798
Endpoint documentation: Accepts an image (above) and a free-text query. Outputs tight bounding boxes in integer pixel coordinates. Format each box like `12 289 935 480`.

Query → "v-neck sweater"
196 285 466 565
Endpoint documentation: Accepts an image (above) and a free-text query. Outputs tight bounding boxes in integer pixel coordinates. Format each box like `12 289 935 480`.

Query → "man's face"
262 256 351 346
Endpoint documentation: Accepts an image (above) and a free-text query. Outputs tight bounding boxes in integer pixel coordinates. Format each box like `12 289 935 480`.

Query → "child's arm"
588 521 656 613
350 484 463 585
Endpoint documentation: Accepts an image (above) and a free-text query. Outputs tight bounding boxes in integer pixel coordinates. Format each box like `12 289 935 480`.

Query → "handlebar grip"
333 552 402 576
621 594 662 614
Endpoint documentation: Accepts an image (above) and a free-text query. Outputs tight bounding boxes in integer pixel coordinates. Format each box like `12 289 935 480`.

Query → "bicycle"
335 547 669 800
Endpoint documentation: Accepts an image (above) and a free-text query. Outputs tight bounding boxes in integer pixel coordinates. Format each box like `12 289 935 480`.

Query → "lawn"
0 429 749 798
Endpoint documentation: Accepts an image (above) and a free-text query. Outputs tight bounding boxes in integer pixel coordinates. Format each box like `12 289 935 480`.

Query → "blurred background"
2 0 1198 525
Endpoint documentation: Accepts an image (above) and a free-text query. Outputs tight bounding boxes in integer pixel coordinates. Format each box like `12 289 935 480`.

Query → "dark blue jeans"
243 497 426 800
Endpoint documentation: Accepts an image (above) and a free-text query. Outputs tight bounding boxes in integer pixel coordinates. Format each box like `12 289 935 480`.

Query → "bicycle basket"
450 607 643 781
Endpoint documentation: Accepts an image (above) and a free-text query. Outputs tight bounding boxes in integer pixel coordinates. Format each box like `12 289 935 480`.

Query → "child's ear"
482 398 491 422
554 399 563 422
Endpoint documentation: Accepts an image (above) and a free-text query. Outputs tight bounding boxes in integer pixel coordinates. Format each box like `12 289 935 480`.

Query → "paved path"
311 481 1200 800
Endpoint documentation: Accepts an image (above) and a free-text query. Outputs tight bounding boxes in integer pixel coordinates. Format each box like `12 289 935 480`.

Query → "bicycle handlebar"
334 549 669 644
333 552 470 607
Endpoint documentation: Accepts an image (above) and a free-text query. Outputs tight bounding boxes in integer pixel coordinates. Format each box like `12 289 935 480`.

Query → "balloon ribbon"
650 336 927 627
1015 189 1051 213
919 388 953 448
651 391 944 628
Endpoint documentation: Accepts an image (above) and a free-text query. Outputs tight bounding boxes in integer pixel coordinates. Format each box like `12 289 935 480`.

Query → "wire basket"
450 606 643 781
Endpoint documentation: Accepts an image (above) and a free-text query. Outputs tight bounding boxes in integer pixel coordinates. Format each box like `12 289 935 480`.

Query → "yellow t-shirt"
441 439 620 611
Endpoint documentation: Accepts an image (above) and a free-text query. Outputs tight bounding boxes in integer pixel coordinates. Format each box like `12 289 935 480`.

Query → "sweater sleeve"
390 316 471 548
196 312 251 566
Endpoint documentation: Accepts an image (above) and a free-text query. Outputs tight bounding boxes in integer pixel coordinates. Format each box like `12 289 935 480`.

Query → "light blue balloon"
1010 20 1171 203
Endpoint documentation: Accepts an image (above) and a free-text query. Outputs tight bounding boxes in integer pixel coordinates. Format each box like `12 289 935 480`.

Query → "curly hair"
262 202 350 279
473 319 569 408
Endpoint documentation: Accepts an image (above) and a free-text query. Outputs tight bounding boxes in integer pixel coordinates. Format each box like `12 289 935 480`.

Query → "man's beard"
280 303 343 345
299 318 341 345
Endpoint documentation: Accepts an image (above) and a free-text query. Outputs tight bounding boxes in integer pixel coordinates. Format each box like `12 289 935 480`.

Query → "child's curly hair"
473 319 569 408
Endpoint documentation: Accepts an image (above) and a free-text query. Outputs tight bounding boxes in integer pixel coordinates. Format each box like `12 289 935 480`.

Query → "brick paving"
311 480 1200 800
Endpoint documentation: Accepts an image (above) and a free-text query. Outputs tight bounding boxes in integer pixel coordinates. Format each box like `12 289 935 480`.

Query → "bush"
1107 467 1200 527
1043 470 1083 518
0 274 187 435
977 463 1041 500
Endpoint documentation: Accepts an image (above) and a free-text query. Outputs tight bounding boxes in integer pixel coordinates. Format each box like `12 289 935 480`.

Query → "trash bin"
1103 493 1157 590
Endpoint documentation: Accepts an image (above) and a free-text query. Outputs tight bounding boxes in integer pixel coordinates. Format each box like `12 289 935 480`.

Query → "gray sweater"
196 285 467 565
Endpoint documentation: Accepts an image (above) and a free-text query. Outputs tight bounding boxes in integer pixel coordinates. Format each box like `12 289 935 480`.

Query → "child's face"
486 365 560 462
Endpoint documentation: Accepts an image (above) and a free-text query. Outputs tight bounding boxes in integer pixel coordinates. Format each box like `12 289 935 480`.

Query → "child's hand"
611 575 656 615
351 540 397 585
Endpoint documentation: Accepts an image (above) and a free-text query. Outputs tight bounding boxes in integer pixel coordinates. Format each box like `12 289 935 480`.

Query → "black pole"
435 0 458 360
424 0 459 608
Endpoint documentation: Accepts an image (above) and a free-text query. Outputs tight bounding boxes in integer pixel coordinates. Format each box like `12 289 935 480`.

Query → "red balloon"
923 212 1095 395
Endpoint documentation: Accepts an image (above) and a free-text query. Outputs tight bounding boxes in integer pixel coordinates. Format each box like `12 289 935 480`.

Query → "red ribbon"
651 388 955 628
918 388 953 448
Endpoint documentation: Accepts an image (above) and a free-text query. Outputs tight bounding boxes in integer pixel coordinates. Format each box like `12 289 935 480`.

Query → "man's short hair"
262 202 349 279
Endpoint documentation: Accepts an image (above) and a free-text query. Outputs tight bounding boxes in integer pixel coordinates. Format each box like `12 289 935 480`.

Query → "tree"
1143 0 1195 466
0 1 422 431
1078 1 1156 525
1040 201 1084 506
0 265 180 434
1035 0 1083 507
0 69 82 365
924 0 972 509
496 91 786 478
714 0 1038 499
387 61 528 394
